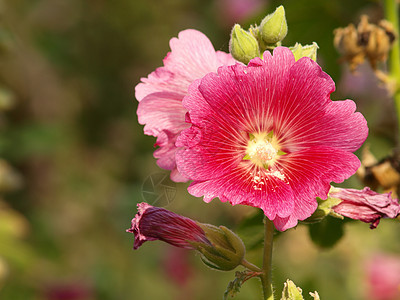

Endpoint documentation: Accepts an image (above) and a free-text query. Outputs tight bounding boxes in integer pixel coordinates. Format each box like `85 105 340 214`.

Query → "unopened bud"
259 5 288 45
289 42 319 61
229 24 260 64
191 224 245 271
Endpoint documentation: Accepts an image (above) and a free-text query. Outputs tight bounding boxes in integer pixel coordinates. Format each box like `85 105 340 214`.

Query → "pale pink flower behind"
136 29 235 182
365 253 400 300
330 187 400 228
176 47 368 231
217 0 266 24
162 248 193 287
43 282 93 300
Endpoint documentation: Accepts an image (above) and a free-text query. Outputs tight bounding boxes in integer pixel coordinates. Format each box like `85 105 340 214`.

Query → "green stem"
241 259 262 272
385 0 400 143
260 216 274 300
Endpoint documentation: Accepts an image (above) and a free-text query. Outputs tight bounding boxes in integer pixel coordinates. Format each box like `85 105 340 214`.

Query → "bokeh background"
0 0 399 299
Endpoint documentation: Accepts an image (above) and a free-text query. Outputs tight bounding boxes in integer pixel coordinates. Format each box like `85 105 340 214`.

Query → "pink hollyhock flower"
136 29 236 182
365 253 400 300
127 202 210 250
330 187 400 228
176 47 368 231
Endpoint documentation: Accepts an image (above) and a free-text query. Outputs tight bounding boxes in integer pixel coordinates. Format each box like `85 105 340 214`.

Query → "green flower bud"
191 224 245 271
259 5 288 45
229 24 260 65
289 42 319 61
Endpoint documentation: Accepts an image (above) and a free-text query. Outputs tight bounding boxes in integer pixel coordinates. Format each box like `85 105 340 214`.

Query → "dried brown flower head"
334 15 396 72
357 147 400 199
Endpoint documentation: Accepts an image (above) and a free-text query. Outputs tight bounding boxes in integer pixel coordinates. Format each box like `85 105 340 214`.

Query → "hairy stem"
260 217 274 300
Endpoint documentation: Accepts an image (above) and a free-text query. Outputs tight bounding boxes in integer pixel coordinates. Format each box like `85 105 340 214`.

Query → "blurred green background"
0 0 399 299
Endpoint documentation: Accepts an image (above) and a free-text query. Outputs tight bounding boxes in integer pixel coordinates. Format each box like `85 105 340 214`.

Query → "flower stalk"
241 259 262 273
384 0 400 142
260 217 274 300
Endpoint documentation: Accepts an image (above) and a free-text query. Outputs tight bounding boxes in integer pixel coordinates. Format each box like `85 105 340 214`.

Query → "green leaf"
281 280 304 300
308 217 345 248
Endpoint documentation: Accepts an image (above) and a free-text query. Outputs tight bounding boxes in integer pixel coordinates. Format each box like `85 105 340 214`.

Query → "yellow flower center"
244 131 283 169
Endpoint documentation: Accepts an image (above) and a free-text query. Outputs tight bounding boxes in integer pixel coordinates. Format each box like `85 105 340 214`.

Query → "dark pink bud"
330 187 400 228
126 203 210 250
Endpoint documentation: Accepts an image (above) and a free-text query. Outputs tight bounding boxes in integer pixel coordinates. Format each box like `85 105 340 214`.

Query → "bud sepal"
289 42 319 61
190 224 246 271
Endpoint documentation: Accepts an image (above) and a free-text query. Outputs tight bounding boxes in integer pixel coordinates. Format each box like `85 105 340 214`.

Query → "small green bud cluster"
229 5 319 64
229 5 288 64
